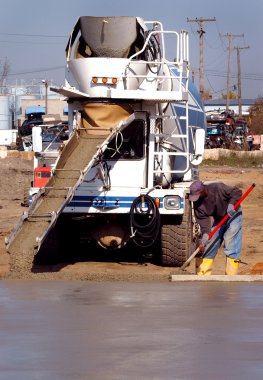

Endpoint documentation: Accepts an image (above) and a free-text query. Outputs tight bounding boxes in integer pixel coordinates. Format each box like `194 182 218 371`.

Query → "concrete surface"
0 280 263 380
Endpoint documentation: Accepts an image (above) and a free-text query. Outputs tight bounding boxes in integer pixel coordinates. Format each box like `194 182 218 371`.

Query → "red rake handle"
180 183 256 271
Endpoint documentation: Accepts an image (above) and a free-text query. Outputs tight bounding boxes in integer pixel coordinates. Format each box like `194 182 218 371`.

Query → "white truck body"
7 16 206 267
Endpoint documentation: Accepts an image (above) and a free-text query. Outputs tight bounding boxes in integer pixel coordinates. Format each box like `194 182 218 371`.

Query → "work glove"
201 233 209 247
227 204 236 218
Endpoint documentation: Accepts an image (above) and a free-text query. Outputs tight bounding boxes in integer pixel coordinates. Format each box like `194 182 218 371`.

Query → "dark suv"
19 118 43 137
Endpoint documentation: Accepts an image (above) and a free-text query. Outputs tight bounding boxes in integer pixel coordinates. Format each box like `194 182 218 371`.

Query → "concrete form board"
170 274 263 282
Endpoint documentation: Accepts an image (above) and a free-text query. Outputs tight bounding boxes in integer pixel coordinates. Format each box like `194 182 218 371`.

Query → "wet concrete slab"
0 281 263 380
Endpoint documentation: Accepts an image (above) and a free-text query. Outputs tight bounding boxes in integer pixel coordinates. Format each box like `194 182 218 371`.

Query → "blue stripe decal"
67 196 184 209
71 196 137 208
169 65 204 113
69 201 132 208
72 196 136 201
169 66 203 109
173 105 205 129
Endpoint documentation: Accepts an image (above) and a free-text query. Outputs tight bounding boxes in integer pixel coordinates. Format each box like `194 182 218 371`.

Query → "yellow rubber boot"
195 258 214 275
225 257 239 275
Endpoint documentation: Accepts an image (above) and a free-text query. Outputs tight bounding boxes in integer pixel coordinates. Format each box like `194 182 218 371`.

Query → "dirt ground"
0 155 262 280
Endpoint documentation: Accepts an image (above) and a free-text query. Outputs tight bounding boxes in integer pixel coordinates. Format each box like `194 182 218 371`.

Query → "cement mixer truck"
6 16 206 272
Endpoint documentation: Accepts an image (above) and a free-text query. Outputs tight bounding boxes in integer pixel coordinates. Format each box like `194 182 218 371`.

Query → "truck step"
27 213 56 223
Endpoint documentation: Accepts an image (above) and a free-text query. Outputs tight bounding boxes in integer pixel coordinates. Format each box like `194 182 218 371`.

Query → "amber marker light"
155 197 160 208
102 77 108 84
92 77 98 83
112 77 118 84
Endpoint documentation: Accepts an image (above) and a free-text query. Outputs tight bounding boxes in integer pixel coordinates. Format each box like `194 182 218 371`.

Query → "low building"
204 99 255 116
20 99 68 125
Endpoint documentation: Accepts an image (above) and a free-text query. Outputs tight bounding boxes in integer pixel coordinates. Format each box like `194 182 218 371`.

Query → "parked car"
205 124 232 149
19 119 44 137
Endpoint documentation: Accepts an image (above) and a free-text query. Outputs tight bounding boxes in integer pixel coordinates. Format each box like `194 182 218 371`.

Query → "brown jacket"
193 182 242 234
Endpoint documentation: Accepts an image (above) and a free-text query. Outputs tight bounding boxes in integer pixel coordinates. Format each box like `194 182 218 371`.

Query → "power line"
203 33 222 50
205 49 226 71
191 67 263 79
8 65 64 76
205 72 215 92
211 84 237 96
207 71 263 80
0 32 67 38
0 40 65 45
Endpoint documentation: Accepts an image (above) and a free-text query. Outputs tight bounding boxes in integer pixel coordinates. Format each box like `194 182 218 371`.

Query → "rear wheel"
160 200 195 266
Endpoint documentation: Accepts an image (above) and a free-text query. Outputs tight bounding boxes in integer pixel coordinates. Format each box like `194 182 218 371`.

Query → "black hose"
129 194 160 248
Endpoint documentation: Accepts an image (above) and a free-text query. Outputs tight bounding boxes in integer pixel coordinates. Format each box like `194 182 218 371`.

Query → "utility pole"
234 46 249 117
191 68 198 84
221 33 244 112
187 17 216 102
42 79 48 115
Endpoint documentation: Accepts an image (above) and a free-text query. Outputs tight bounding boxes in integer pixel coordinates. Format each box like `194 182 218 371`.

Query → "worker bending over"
189 180 242 275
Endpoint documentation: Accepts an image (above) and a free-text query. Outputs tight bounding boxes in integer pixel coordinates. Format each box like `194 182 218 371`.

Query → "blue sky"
0 0 262 99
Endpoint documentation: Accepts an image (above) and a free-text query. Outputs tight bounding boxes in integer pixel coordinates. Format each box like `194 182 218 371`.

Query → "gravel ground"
0 154 262 281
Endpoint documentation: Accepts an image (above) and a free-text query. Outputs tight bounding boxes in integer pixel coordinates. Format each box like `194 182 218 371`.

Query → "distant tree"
221 90 237 100
0 58 10 94
203 88 213 100
248 96 263 134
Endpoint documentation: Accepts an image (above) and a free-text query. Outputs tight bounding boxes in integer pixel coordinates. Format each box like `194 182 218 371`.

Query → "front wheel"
160 200 195 266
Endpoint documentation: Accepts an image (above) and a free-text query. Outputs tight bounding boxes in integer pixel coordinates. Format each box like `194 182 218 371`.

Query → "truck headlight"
164 196 181 210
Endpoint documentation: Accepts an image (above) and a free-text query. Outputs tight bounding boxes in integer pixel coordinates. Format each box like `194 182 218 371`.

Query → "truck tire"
160 200 194 266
